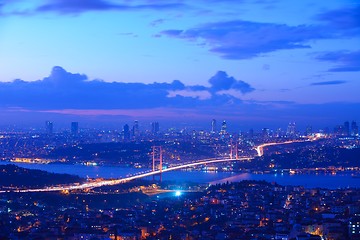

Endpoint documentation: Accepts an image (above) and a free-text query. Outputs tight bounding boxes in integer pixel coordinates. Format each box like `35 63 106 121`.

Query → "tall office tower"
151 122 160 134
286 122 296 137
344 121 350 136
351 121 358 136
133 120 139 137
221 120 227 134
71 122 79 135
262 128 270 139
211 119 216 133
275 128 284 138
305 125 312 136
334 125 344 136
45 121 53 135
123 124 130 141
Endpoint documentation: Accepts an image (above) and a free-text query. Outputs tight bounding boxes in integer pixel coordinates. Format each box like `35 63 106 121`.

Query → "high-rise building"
286 122 296 137
132 120 139 138
123 124 130 141
334 125 344 136
344 121 350 136
45 121 53 135
211 119 216 133
71 122 79 135
134 120 139 132
220 120 227 134
151 122 159 135
305 125 312 136
262 128 270 139
275 128 283 138
351 121 358 136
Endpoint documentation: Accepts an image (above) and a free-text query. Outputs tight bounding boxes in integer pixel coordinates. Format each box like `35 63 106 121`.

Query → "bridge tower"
152 146 163 181
256 146 264 157
229 141 238 159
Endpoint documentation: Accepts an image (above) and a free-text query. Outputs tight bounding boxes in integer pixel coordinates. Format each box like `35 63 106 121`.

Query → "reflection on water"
209 172 360 189
209 173 252 184
0 161 146 179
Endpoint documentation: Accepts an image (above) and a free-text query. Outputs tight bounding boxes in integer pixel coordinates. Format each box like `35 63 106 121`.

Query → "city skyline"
14 119 360 137
0 0 359 127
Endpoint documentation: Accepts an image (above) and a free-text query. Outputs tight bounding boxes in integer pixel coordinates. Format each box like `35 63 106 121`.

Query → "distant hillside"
0 164 84 189
256 147 360 170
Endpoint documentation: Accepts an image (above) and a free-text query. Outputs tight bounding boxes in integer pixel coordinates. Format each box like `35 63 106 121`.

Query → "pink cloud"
36 108 209 119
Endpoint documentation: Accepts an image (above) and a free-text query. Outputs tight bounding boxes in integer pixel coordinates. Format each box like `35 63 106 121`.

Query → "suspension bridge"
0 139 306 193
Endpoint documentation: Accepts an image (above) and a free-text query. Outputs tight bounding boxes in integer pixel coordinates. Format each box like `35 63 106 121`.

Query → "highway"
255 136 321 156
255 140 301 157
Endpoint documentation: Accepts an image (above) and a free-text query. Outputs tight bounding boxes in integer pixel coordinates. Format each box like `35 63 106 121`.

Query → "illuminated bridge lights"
1 139 318 194
0 157 250 193
255 139 312 157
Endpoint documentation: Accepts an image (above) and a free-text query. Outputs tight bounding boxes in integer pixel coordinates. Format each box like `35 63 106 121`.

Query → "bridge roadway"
1 139 311 193
0 157 251 193
255 136 320 157
255 140 303 157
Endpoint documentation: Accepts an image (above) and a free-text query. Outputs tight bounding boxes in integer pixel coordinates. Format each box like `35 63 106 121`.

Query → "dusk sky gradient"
0 0 359 130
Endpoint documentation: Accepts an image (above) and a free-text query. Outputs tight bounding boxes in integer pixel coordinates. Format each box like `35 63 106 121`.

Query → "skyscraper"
334 125 344 136
211 119 216 133
305 125 312 136
344 121 350 136
71 122 79 135
221 120 227 134
151 122 159 135
123 124 130 141
262 128 270 139
351 121 358 136
45 121 53 135
133 120 139 138
286 122 296 137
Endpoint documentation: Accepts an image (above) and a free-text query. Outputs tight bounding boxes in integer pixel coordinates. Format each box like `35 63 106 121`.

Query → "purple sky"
0 0 359 130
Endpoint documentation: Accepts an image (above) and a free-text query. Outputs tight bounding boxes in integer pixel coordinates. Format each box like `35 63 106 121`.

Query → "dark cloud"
158 5 359 60
37 0 119 13
0 66 253 110
150 18 166 27
161 30 183 36
310 80 347 86
0 67 359 128
314 50 360 72
208 71 254 93
262 64 270 71
161 20 332 59
0 0 266 16
315 5 360 32
35 0 186 14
